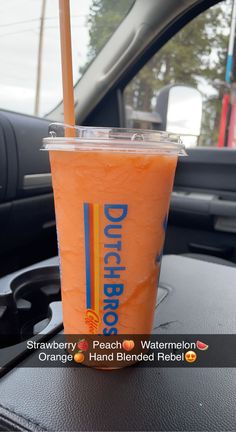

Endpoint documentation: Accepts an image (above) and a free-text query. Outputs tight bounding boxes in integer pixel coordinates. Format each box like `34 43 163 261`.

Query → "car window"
124 0 233 148
0 0 134 118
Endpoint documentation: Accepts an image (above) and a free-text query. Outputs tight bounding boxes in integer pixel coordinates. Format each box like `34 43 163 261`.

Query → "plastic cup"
43 124 185 344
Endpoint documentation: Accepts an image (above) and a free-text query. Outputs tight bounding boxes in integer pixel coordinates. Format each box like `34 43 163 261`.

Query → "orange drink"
43 124 185 339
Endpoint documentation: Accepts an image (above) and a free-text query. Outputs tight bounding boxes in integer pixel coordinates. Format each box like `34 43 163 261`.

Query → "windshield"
0 0 134 117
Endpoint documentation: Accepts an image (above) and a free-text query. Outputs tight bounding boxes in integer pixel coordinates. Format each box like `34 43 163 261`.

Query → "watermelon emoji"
196 340 209 351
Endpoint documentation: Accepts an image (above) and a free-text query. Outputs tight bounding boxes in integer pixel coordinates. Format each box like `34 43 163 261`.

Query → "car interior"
0 0 236 430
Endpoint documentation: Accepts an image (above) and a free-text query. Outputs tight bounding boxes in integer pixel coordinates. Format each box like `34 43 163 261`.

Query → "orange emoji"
74 352 85 363
185 350 197 363
122 340 135 351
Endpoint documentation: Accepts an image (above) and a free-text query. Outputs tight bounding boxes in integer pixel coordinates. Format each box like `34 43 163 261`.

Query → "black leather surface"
0 255 236 431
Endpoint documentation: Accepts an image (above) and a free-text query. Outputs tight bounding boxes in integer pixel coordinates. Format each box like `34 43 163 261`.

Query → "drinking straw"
59 0 75 135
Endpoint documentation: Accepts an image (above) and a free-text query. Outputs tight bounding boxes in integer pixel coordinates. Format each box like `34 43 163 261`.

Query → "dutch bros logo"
83 203 128 334
103 204 127 335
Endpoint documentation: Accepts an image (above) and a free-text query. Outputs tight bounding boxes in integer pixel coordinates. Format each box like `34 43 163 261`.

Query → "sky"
0 0 92 116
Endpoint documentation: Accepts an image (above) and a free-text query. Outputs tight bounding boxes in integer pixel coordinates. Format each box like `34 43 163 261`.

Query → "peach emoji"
122 340 135 351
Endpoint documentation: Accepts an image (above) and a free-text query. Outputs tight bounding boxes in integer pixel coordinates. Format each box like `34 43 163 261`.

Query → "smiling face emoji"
185 350 197 363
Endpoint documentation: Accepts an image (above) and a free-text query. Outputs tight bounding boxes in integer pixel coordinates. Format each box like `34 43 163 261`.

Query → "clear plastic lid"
42 123 186 155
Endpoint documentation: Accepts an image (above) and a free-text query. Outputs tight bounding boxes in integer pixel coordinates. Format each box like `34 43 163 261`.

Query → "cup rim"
42 122 187 155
